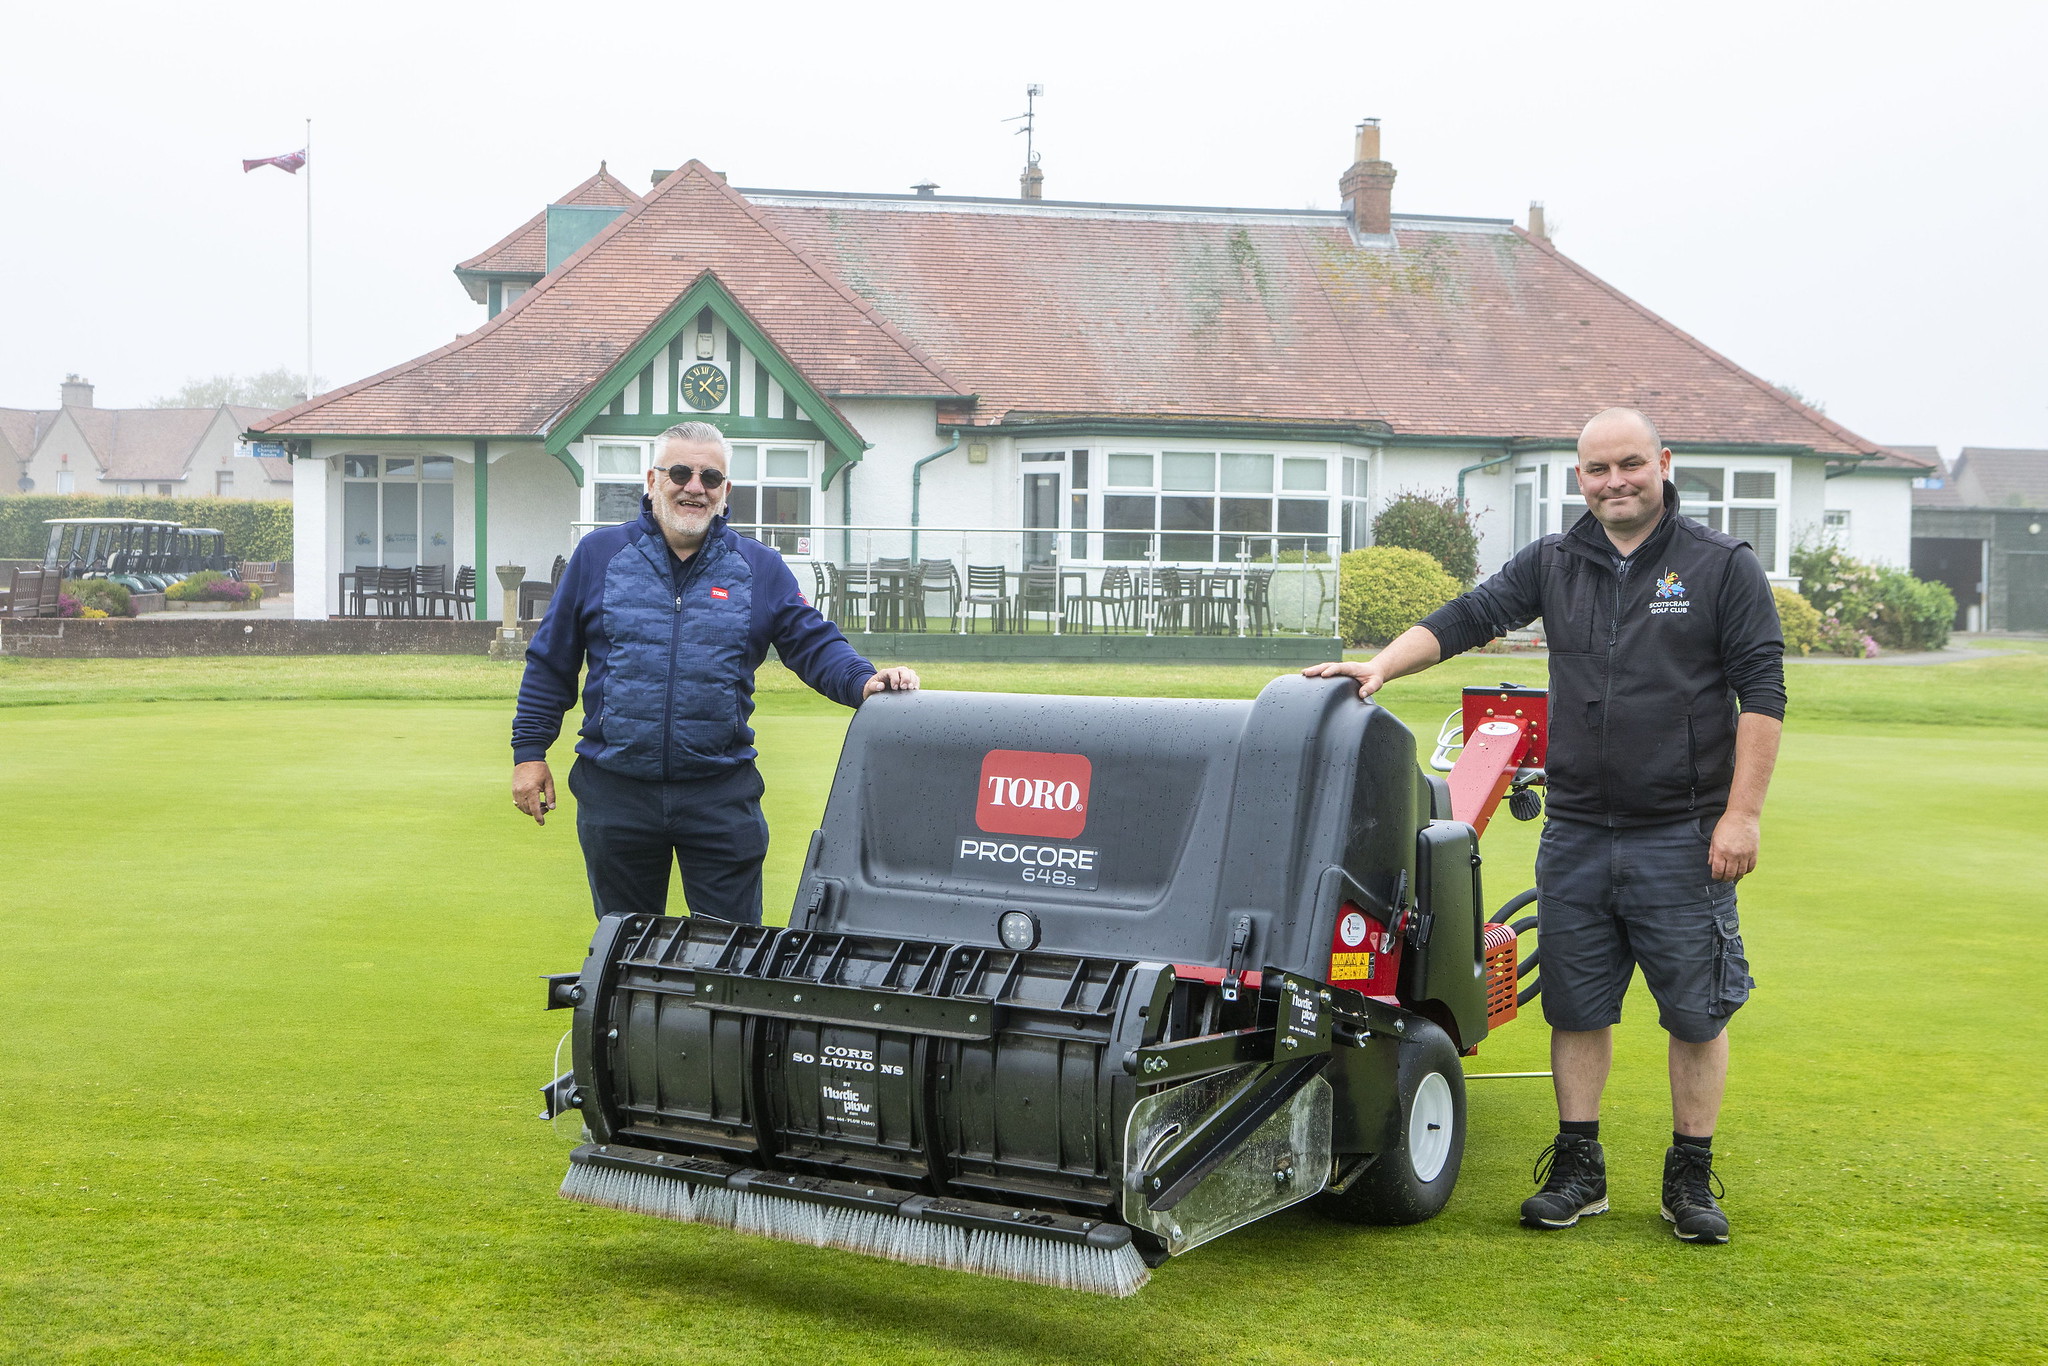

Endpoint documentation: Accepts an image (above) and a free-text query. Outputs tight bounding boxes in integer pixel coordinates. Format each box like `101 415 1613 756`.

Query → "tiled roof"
0 407 55 468
73 407 220 481
263 172 1889 456
1942 447 2048 509
1860 442 1940 472
258 163 963 439
758 195 1881 454
454 165 640 277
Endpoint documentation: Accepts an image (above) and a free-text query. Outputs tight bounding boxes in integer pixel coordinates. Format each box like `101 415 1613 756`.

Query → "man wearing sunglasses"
511 420 918 925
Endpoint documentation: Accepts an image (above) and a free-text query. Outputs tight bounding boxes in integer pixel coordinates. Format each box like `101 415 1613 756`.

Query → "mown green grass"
1 654 2043 1364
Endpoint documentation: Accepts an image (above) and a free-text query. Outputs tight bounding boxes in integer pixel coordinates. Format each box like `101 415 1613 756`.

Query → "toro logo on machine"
956 749 1100 889
975 749 1090 839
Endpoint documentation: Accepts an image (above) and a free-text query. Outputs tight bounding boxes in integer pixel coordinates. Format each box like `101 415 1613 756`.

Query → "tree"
150 368 321 410
1370 491 1479 586
1772 381 1826 415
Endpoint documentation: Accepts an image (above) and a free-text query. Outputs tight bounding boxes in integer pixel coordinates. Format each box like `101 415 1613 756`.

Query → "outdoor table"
866 566 921 632
1005 568 1087 631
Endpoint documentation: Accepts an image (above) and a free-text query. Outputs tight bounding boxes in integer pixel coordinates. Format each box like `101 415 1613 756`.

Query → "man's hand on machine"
1301 659 1390 700
513 760 556 826
862 666 921 699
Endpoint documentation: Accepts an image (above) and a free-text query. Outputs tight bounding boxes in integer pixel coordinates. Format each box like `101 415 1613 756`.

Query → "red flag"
242 149 306 174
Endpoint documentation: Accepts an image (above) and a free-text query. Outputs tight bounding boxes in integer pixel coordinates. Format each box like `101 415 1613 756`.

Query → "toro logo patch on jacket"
976 749 1091 839
709 586 729 600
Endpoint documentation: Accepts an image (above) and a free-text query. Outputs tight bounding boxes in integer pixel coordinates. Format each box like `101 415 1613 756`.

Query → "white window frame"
581 437 823 557
1672 458 1791 575
1085 444 1336 564
340 452 458 572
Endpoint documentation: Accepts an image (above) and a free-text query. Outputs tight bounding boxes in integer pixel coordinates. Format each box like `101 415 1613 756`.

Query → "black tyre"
1314 1020 1467 1225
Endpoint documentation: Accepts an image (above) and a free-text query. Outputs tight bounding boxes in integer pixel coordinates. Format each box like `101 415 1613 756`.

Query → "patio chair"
809 562 833 619
1070 566 1134 633
1243 566 1275 637
826 563 873 630
518 555 566 621
1013 567 1063 632
961 564 1011 633
1150 567 1204 633
363 566 417 617
917 559 961 631
869 557 925 632
420 565 477 621
414 564 450 617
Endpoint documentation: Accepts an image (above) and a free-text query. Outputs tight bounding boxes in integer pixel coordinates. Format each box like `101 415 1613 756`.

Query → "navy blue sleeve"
1418 538 1546 657
1718 545 1787 721
755 552 874 708
512 544 597 763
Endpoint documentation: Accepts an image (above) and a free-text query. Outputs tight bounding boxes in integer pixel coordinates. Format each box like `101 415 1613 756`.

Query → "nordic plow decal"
957 749 1099 889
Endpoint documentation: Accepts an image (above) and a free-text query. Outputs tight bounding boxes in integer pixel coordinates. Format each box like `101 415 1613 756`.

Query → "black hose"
1489 887 1539 925
1516 946 1541 977
1517 979 1542 1007
1509 915 1539 937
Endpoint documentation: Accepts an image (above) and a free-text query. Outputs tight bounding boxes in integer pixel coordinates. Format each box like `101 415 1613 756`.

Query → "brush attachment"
561 1154 1149 1297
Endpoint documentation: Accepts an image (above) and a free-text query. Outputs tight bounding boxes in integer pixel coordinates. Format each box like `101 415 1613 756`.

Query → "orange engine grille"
1483 919 1519 1028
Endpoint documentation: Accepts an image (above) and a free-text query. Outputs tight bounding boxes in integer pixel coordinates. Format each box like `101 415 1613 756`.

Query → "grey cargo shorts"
1535 815 1754 1043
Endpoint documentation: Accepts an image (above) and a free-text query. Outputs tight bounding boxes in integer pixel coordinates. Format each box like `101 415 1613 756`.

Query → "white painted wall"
1822 470 1914 567
483 444 581 620
292 455 330 619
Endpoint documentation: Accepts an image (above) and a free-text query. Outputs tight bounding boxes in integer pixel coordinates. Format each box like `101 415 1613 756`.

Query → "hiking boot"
1520 1134 1609 1229
1661 1142 1729 1244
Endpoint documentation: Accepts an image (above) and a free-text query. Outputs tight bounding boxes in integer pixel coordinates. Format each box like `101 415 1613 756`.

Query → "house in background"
1823 443 1937 566
10 376 291 500
1911 447 2048 632
251 124 1912 624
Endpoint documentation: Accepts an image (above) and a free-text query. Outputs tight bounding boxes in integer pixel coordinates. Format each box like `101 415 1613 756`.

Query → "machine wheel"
1315 1020 1467 1225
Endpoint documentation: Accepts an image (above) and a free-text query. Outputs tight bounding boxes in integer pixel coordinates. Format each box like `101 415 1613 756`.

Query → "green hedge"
1338 546 1462 646
0 495 293 562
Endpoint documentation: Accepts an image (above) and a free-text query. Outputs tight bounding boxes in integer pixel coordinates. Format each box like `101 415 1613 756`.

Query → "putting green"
1 656 2042 1364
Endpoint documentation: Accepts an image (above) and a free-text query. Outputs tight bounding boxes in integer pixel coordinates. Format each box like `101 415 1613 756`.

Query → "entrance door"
1023 468 1061 566
2009 554 2048 632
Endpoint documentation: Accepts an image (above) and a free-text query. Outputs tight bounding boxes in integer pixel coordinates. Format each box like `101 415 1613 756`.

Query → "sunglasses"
658 463 727 490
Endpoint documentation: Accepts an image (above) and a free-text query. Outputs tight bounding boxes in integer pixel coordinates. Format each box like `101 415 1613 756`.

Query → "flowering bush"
165 571 260 603
80 607 109 619
1791 541 1954 654
62 579 134 617
1772 586 1826 656
57 592 81 618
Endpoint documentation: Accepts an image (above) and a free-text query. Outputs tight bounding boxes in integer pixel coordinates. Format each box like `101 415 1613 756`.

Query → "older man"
511 420 917 925
1307 407 1784 1244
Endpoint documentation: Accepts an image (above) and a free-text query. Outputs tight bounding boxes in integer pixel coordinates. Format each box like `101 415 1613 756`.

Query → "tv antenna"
1005 84 1045 167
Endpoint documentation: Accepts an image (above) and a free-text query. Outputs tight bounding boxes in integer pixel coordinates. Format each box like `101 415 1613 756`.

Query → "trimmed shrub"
166 571 260 603
0 494 292 561
64 579 134 617
1773 586 1825 657
1871 567 1955 653
1371 492 1479 586
57 591 81 618
1339 546 1462 646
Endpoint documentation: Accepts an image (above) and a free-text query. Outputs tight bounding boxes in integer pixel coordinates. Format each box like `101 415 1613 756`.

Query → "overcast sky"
3 0 2041 453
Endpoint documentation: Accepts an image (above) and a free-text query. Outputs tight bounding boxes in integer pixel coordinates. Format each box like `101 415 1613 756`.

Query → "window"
591 442 649 524
116 483 134 495
1824 509 1850 532
1675 465 1782 571
1340 456 1372 551
216 470 235 496
726 444 814 556
56 470 74 493
1095 449 1330 562
157 484 173 496
342 452 456 573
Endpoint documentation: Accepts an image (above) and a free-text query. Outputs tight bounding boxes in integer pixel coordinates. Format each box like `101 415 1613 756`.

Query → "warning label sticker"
1328 951 1375 978
953 835 1100 890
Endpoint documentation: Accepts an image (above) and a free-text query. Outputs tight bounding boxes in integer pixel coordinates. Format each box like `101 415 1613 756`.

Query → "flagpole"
304 116 314 402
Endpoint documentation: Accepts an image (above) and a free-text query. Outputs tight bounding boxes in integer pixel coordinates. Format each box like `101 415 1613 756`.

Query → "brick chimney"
1020 159 1044 200
60 373 94 407
1338 119 1397 236
1528 201 1549 240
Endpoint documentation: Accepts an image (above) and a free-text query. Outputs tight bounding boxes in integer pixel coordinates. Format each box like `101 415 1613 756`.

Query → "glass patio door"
1023 468 1061 566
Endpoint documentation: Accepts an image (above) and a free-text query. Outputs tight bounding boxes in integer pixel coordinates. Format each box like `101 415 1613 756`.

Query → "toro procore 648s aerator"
540 675 1550 1295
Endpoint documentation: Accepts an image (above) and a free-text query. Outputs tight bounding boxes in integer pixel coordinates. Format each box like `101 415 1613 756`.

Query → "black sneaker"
1661 1142 1729 1244
1520 1134 1609 1229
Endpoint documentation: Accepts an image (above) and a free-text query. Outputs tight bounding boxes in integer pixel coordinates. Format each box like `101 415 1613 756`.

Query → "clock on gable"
679 362 729 411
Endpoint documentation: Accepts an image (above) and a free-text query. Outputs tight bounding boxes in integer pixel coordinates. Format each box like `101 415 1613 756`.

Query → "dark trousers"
568 755 769 924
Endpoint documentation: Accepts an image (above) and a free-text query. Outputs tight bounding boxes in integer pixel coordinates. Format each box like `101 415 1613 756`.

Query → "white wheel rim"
1408 1071 1455 1183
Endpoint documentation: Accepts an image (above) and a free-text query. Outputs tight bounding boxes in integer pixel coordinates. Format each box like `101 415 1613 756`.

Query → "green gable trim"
553 449 584 486
583 415 827 442
542 271 870 484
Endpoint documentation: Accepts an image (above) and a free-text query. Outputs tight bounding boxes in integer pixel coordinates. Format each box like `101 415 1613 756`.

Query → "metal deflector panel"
1120 1065 1334 1256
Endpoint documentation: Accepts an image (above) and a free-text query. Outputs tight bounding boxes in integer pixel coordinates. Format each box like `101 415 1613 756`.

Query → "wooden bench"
5 568 64 618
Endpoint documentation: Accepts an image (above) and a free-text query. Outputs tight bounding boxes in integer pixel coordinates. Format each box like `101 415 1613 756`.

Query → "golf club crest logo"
1649 569 1690 615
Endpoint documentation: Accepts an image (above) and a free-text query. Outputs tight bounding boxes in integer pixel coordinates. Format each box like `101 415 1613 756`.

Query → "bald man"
1306 408 1784 1244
